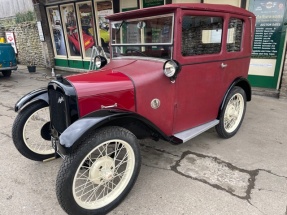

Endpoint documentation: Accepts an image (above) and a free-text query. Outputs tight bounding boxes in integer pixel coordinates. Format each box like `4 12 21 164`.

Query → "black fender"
15 88 48 112
58 110 172 155
218 77 251 118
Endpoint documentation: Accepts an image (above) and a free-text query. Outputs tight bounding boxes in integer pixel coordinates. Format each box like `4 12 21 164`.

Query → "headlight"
163 60 181 82
94 55 108 69
164 61 176 77
95 56 102 68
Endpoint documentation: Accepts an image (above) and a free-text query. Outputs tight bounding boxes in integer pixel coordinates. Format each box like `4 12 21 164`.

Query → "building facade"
2 0 287 98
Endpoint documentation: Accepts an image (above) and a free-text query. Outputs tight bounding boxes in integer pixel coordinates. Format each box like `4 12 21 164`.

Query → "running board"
173 120 219 143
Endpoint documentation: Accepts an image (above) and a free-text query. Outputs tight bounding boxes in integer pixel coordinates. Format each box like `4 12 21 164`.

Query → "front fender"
15 88 48 112
58 112 131 154
57 110 171 155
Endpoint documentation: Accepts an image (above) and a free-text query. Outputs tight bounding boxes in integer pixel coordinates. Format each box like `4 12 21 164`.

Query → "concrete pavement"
0 66 286 215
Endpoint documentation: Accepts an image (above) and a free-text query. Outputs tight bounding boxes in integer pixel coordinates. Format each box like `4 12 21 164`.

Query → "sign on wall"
251 0 285 58
37 21 45 42
248 0 286 89
5 32 17 53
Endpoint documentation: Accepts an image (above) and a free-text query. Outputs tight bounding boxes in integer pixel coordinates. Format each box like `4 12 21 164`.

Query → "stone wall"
4 22 46 66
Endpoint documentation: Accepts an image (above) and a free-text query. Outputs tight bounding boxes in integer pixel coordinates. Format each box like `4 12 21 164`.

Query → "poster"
5 32 17 53
47 7 67 56
251 0 286 59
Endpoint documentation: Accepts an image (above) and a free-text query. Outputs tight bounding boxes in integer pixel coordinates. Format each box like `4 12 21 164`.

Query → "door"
173 14 227 133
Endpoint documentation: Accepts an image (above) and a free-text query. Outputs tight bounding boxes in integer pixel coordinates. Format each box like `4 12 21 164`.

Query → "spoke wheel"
12 100 54 161
56 126 141 215
23 107 54 154
216 86 247 138
223 93 244 133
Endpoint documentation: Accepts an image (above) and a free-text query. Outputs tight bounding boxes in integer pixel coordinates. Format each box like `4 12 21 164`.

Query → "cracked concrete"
172 151 255 199
0 65 287 215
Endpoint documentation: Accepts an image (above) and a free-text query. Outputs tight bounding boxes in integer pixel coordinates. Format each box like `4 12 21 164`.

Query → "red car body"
13 4 256 214
67 27 95 52
65 4 255 137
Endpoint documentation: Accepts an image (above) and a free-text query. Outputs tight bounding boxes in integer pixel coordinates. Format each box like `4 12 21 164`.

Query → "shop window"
182 16 223 56
61 4 82 57
76 2 96 58
227 18 243 52
47 7 67 56
95 1 113 52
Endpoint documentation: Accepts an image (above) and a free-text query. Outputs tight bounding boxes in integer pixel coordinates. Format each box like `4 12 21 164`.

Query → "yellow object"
0 37 5 43
100 29 110 43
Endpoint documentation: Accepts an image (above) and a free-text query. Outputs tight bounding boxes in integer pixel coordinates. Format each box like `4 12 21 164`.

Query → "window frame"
76 1 97 60
181 15 224 56
94 0 114 47
46 6 67 59
176 10 228 65
226 17 244 53
60 3 83 59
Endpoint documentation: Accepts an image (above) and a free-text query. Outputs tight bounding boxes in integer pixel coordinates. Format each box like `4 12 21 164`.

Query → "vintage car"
67 27 95 54
12 4 255 215
0 43 17 77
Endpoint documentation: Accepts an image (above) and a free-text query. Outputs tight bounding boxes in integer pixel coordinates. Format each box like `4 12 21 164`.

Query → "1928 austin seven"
12 4 255 215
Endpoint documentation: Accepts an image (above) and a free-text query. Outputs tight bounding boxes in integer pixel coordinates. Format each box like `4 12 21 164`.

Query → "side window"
227 18 243 52
182 16 223 56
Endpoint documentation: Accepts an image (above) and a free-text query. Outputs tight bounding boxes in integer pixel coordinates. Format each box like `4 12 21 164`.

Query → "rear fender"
218 77 251 118
58 110 170 155
15 88 48 112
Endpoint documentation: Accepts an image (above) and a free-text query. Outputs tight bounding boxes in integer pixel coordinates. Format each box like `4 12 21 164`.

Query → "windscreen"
110 14 174 59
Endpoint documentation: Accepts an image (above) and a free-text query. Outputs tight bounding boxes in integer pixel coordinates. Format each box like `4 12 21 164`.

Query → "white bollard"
51 68 55 77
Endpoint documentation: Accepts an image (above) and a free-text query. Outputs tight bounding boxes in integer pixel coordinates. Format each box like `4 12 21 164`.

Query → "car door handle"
221 63 228 68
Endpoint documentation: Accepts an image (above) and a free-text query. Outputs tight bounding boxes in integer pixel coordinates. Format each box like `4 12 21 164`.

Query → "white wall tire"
12 100 54 161
216 86 247 138
56 126 141 215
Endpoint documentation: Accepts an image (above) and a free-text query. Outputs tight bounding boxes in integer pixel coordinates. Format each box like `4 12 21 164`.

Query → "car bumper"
0 66 18 71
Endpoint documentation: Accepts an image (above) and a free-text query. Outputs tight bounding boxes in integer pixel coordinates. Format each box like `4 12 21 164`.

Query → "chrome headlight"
95 56 102 68
163 60 181 82
95 55 108 69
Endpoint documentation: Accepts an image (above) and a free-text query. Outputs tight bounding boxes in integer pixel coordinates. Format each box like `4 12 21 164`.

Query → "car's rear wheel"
2 70 11 77
12 100 54 161
216 86 246 138
56 126 141 215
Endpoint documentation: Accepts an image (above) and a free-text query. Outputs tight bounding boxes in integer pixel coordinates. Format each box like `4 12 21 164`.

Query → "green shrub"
15 11 36 23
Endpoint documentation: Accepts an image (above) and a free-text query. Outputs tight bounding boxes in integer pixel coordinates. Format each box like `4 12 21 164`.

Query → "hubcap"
89 156 115 184
224 93 244 133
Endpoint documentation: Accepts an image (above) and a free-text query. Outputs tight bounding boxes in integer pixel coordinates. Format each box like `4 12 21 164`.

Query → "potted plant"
27 60 36 73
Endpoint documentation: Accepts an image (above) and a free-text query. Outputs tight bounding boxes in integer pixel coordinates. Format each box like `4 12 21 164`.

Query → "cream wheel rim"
23 106 54 155
224 93 244 133
72 139 135 209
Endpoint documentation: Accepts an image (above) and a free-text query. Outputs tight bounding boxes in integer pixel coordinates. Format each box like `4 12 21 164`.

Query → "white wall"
0 0 34 19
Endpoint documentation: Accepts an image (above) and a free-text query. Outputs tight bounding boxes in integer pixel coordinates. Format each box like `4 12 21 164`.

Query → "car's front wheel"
2 70 11 77
12 100 54 161
56 126 141 215
216 86 247 138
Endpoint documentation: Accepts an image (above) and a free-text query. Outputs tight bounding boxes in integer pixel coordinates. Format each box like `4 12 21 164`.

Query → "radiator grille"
48 89 68 134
